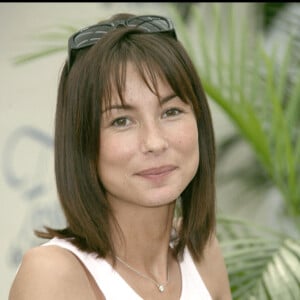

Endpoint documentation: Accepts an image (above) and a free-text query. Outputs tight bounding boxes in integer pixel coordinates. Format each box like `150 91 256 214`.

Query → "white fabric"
43 237 212 299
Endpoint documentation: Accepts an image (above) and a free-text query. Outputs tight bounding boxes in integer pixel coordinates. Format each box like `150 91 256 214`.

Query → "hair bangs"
100 31 196 113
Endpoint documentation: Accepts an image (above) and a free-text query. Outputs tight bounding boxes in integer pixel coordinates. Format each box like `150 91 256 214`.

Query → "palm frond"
14 46 66 65
13 24 78 65
218 216 300 300
170 3 300 218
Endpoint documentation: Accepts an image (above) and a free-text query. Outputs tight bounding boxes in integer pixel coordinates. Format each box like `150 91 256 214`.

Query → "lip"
135 165 177 178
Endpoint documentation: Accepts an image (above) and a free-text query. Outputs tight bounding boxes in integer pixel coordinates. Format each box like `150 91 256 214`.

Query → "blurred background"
1 3 300 299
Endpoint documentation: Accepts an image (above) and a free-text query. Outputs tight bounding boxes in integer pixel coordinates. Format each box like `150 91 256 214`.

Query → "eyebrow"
102 93 177 113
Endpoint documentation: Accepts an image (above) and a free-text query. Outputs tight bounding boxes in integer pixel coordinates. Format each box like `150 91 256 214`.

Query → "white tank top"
43 237 212 300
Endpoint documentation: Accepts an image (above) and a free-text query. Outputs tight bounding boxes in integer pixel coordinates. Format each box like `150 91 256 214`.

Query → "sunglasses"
67 15 177 71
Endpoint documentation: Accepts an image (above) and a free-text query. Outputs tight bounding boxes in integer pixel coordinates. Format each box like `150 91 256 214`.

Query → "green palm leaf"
170 3 300 218
13 23 79 65
218 216 300 299
169 3 300 299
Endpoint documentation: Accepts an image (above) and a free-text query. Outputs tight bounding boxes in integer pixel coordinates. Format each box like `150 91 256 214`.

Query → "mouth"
135 165 177 179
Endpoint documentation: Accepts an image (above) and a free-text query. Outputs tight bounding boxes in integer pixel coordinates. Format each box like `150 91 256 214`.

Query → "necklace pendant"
158 285 165 292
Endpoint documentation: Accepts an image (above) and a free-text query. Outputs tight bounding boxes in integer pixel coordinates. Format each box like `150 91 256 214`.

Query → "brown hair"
37 13 216 261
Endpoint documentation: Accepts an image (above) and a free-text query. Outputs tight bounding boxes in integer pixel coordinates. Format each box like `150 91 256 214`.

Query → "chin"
142 190 181 207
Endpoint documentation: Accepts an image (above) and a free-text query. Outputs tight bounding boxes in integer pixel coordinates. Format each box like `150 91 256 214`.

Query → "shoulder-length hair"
37 14 216 262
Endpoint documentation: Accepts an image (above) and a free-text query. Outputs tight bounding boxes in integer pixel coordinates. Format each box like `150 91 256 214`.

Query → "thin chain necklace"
115 255 169 292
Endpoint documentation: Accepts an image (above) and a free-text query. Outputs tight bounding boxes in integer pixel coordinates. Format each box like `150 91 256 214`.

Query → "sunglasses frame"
67 15 177 71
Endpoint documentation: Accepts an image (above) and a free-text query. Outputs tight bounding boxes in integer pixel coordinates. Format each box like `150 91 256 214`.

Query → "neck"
110 202 176 277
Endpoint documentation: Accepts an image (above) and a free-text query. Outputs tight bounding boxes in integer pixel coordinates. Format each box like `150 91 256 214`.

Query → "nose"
140 121 168 154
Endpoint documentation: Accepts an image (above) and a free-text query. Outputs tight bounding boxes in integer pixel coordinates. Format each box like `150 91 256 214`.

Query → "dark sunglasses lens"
128 16 171 32
73 24 114 48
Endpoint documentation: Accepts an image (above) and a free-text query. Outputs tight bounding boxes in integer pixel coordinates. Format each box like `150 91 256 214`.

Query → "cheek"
174 120 199 154
97 133 135 175
174 120 200 175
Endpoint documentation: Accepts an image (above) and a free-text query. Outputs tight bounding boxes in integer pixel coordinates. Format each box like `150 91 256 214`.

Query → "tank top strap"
43 237 212 299
179 247 212 299
43 237 143 300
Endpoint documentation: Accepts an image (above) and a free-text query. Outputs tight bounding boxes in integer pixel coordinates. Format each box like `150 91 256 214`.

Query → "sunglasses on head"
67 15 177 71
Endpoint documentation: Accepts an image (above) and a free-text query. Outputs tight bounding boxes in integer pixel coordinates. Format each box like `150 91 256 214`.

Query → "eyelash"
110 107 184 128
162 108 183 118
111 117 132 128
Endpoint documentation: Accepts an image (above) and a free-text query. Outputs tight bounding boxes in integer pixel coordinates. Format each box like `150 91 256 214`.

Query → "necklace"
115 255 169 292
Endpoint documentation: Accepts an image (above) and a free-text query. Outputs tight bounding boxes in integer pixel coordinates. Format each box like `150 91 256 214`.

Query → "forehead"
103 61 171 108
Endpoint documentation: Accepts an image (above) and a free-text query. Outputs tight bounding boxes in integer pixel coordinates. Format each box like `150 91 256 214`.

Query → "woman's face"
98 63 199 208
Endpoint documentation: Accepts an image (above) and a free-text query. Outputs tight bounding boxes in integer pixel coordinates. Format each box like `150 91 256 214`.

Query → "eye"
111 117 132 128
162 108 183 118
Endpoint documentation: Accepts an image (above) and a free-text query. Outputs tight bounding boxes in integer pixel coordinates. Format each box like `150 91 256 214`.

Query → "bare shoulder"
196 234 232 300
9 244 105 300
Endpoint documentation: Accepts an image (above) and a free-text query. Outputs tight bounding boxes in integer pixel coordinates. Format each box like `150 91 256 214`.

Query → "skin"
9 62 232 300
98 64 199 209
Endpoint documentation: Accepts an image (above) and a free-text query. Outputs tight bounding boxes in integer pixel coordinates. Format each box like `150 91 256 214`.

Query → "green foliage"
218 216 300 299
13 24 77 65
170 3 300 219
169 3 300 299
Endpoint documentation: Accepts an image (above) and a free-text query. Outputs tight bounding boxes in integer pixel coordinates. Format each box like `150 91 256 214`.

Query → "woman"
9 13 232 299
